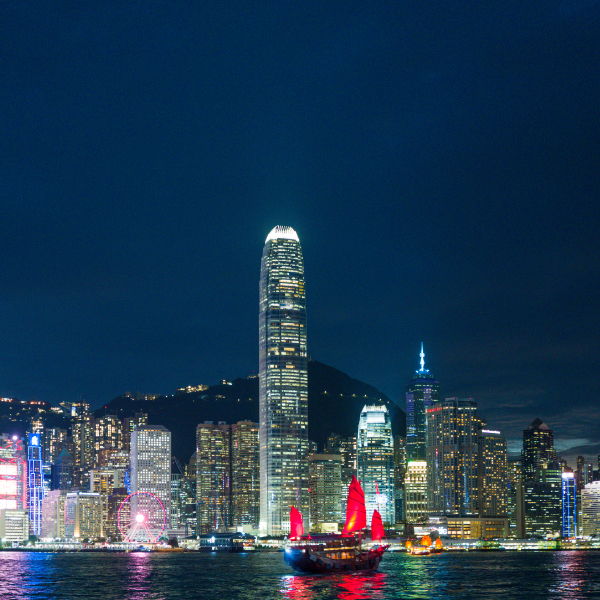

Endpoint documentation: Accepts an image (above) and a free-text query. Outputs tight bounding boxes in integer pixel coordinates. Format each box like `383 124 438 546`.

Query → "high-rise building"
562 472 577 537
357 404 395 525
71 408 95 486
232 421 260 529
0 435 27 510
308 454 343 528
394 435 407 522
64 491 102 539
507 459 525 538
51 448 74 491
130 425 172 535
576 456 594 492
0 509 29 542
524 461 562 537
28 433 44 536
94 415 122 465
259 225 308 535
406 344 440 462
426 398 479 517
582 481 600 536
89 468 126 539
522 418 556 481
43 428 68 465
41 489 68 539
478 429 507 517
122 412 148 454
404 460 427 524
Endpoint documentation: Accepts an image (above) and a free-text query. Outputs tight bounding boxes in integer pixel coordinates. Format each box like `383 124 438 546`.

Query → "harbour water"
1 550 599 599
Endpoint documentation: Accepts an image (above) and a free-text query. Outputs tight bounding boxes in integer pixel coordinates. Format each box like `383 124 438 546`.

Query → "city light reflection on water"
0 550 599 599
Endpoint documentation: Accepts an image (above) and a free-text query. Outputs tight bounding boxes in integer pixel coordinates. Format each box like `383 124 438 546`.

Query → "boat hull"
284 546 387 574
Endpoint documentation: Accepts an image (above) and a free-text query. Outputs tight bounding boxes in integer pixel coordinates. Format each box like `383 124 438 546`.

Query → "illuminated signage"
0 480 17 495
28 433 40 447
0 464 17 476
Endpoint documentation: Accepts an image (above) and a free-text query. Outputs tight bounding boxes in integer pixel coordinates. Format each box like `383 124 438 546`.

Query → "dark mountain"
97 360 405 463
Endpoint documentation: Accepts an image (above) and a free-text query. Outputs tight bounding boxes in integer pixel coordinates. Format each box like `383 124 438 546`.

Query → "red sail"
342 475 367 535
290 506 304 539
371 509 384 542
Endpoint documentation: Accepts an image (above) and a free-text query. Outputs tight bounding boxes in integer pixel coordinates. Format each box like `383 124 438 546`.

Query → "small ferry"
284 476 389 573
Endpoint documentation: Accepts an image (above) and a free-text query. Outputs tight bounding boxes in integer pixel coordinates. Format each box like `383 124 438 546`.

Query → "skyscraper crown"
265 225 299 243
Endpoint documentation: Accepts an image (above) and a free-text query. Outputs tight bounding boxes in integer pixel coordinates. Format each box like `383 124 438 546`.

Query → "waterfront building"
522 418 556 481
524 461 562 537
71 408 94 486
0 509 29 542
28 432 44 536
308 454 343 528
259 225 308 535
40 489 67 538
357 404 395 525
404 460 427 523
89 468 126 538
131 425 172 534
64 491 102 539
232 421 260 528
406 344 440 462
562 472 577 537
106 487 129 541
478 429 508 517
394 435 407 522
51 448 74 491
0 434 27 510
426 398 479 517
582 481 600 536
446 516 509 539
507 458 525 537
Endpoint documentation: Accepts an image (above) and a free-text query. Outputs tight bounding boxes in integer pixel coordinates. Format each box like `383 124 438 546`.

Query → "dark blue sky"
1 1 599 463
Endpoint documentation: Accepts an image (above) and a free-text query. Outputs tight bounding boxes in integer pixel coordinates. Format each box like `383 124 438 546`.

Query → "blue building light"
28 433 44 537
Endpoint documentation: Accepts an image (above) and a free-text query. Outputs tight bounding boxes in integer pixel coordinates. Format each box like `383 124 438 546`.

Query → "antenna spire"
420 342 425 371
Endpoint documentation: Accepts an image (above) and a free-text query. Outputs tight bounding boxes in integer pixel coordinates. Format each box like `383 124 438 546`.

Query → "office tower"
94 415 122 465
357 404 395 525
131 425 172 534
28 433 44 536
478 429 508 517
426 398 479 517
0 434 27 510
51 448 74 491
582 481 600 536
404 460 428 523
308 454 343 528
106 487 129 541
41 489 68 538
71 408 94 486
89 468 126 538
232 421 260 529
406 344 440 462
507 459 525 538
64 491 102 539
325 433 357 472
522 418 556 481
524 461 562 537
0 509 29 542
259 225 308 535
576 456 594 492
394 435 407 522
122 412 148 454
196 422 232 533
43 428 68 464
562 472 577 537
171 472 184 528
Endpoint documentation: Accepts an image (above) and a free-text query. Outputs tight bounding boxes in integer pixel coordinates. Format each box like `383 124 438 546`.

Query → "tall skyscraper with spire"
406 344 440 461
259 226 308 535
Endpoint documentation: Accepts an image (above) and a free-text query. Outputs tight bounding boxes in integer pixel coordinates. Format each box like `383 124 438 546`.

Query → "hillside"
98 360 405 462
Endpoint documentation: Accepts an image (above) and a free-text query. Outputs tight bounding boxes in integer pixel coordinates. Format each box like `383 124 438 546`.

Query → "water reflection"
281 572 387 600
124 552 155 600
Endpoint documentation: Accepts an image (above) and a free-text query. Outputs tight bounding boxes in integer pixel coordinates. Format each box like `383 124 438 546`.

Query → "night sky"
1 1 599 465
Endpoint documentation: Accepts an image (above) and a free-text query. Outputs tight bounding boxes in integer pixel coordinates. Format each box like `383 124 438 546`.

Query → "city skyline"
1 2 599 471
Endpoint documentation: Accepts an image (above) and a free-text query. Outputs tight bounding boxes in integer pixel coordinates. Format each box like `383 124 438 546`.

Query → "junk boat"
284 475 389 573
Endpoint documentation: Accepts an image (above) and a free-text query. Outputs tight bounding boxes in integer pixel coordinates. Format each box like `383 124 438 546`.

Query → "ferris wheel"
117 491 167 543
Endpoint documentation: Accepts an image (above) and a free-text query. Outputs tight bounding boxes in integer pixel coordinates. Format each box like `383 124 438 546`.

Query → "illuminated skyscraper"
404 460 427 523
582 481 600 536
308 454 343 528
524 461 562 537
562 472 577 537
28 433 44 536
130 425 171 534
478 429 507 517
259 226 308 535
406 344 440 462
522 418 556 481
357 404 395 525
0 434 27 510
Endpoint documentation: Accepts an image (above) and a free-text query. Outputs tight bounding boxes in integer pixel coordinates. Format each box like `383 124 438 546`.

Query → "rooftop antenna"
420 342 425 372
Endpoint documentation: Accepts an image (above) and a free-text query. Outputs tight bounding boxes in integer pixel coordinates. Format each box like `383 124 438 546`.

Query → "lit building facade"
64 492 102 539
0 509 29 542
0 434 27 510
507 459 525 538
130 425 172 534
478 429 507 517
94 415 122 463
41 489 67 539
562 472 577 537
51 448 74 491
232 421 260 528
582 481 600 537
357 404 395 525
308 454 343 527
522 418 556 481
259 225 308 535
28 433 44 536
426 398 479 517
524 461 562 537
43 428 68 465
406 344 440 462
89 468 126 539
404 460 427 523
